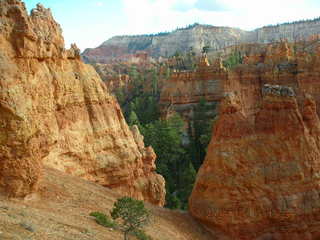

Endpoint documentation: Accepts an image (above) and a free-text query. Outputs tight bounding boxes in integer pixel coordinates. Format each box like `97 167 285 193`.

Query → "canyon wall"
160 40 320 124
0 0 165 206
189 86 320 239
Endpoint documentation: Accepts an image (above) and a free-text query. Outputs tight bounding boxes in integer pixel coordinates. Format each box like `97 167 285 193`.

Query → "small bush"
223 51 243 69
90 212 117 228
132 229 153 240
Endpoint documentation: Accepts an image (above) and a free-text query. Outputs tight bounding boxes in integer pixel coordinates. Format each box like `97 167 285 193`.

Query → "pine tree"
111 197 150 240
192 98 216 169
128 110 140 126
179 160 196 209
151 69 158 96
141 114 185 208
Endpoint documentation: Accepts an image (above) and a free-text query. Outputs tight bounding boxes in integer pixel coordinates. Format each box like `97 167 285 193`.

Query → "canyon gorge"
2 0 320 239
86 32 320 238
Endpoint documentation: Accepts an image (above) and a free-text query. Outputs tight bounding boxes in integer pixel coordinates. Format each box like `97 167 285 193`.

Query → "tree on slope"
111 197 150 240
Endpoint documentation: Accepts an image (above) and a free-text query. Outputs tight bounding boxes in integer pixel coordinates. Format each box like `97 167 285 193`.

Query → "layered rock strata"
189 85 320 239
0 0 165 206
159 56 225 121
160 40 320 124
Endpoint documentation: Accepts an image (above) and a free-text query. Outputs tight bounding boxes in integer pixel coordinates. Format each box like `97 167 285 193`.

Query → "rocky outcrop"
189 86 320 239
82 19 320 62
161 56 226 104
0 0 165 206
159 56 225 121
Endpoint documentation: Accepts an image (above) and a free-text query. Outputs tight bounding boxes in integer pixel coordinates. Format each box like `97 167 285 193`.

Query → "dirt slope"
0 168 214 240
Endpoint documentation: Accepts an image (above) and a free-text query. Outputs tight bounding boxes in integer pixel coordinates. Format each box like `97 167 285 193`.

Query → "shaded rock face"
189 88 320 239
0 0 165 206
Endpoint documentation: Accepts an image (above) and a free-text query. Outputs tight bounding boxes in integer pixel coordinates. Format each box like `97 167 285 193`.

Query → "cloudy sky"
24 0 320 51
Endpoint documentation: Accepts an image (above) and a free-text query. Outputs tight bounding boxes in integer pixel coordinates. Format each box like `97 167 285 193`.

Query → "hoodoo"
189 85 320 239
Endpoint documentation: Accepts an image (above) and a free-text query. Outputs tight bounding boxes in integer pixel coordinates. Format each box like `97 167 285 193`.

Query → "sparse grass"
90 212 117 228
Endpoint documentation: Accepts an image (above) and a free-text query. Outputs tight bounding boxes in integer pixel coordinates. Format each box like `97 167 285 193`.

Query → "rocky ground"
0 167 214 240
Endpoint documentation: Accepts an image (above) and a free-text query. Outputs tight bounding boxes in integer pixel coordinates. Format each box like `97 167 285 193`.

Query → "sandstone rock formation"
189 86 320 239
0 0 165 206
161 55 226 103
160 39 320 124
159 55 225 122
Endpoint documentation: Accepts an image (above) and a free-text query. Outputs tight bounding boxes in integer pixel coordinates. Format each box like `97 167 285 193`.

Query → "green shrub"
90 212 117 228
132 229 153 240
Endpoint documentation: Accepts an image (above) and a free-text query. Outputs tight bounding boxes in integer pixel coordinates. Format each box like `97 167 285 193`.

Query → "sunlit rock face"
189 86 320 239
0 0 165 206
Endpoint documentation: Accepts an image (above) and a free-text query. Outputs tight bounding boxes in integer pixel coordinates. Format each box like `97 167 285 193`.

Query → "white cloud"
62 0 320 50
95 2 104 7
219 0 320 29
121 0 320 34
121 0 207 34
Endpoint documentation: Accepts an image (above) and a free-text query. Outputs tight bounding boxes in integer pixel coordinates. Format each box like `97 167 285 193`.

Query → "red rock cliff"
189 85 320 239
0 0 165 206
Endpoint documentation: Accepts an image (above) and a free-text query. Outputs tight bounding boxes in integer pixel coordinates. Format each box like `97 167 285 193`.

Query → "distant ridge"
261 16 320 29
82 17 320 63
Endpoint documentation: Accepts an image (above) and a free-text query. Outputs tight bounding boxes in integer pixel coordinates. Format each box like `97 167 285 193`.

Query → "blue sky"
24 0 320 51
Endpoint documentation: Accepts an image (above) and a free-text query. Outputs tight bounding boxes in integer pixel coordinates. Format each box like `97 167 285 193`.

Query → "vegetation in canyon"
111 55 215 209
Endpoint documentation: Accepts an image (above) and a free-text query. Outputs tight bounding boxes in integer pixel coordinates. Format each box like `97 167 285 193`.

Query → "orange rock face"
160 56 227 106
189 86 320 239
0 0 165 206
